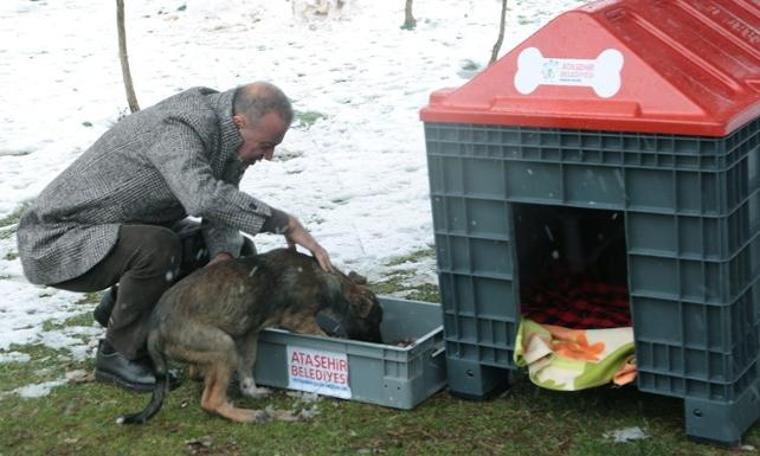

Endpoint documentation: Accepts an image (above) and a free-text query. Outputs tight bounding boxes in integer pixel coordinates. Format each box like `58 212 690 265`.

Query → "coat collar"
207 88 247 174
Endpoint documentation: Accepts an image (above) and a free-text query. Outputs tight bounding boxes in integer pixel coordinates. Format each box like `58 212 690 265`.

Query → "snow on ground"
0 0 585 392
1 378 67 399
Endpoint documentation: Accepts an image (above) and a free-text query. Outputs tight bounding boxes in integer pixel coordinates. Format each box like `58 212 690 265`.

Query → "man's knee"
147 228 182 264
130 227 182 275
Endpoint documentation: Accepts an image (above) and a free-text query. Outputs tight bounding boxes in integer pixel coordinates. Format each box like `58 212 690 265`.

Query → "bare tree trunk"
402 0 416 30
489 0 508 65
117 0 140 112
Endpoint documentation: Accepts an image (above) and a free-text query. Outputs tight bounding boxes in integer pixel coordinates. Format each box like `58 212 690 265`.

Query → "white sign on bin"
286 346 352 399
514 47 624 98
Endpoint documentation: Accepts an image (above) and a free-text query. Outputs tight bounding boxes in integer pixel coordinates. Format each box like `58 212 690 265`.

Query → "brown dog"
118 248 383 424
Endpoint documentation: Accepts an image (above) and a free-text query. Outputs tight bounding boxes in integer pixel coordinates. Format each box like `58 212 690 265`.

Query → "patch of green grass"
370 269 440 303
41 313 94 337
35 293 100 330
517 14 533 25
62 312 96 328
4 251 18 261
370 269 412 295
0 364 756 454
293 110 327 129
386 247 435 267
41 319 58 332
404 283 439 303
371 248 440 303
460 59 480 71
0 200 33 227
41 311 96 332
369 271 441 302
0 228 15 241
0 344 78 392
75 291 103 306
2 306 97 395
0 201 33 240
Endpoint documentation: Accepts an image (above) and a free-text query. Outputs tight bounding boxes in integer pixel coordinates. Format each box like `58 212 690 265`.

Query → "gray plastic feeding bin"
254 297 446 410
420 0 760 446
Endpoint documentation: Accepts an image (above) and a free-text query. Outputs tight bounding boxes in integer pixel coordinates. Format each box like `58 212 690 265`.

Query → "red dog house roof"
420 0 760 137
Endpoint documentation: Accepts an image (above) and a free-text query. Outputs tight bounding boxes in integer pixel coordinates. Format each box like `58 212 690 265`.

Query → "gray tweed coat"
17 87 275 285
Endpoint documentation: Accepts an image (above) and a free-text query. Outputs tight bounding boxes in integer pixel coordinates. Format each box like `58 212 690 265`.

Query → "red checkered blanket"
521 273 631 329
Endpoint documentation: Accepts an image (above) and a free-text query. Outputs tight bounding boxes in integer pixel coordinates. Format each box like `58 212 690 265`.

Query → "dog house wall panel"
424 119 760 443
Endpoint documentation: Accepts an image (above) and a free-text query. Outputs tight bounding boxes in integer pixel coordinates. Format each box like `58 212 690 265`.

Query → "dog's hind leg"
201 362 269 423
236 331 271 399
170 325 268 423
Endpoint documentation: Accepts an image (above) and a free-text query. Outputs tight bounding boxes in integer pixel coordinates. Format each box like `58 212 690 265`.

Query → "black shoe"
93 286 117 327
95 339 156 393
94 340 181 393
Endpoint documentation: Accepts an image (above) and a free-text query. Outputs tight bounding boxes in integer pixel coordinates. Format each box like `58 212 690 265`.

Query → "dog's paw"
253 409 271 423
264 405 301 422
247 386 273 399
240 377 272 398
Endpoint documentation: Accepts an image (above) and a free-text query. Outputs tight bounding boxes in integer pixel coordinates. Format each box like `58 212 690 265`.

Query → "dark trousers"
53 220 254 359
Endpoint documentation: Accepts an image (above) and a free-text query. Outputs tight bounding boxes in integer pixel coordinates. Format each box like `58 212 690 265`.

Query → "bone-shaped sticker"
514 47 624 98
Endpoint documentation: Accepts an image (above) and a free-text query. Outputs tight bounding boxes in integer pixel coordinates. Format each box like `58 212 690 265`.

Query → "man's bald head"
232 82 293 127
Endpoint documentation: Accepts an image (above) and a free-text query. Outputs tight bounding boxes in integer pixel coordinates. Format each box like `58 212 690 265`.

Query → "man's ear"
232 114 246 128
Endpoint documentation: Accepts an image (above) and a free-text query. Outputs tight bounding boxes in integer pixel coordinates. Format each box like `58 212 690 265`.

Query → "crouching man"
16 82 333 392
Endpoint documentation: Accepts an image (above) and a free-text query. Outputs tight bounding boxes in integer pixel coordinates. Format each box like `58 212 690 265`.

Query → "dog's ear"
348 271 367 285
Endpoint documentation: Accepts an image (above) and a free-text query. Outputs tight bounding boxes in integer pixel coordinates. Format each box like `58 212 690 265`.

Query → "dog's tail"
116 332 169 425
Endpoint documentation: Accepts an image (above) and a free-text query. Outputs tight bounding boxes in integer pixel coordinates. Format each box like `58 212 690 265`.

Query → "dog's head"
317 271 383 343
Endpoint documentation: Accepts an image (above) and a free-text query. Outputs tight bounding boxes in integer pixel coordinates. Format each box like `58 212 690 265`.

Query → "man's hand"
284 216 334 272
207 252 233 267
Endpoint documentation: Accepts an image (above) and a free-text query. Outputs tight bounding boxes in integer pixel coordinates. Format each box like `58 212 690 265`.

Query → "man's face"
234 112 289 167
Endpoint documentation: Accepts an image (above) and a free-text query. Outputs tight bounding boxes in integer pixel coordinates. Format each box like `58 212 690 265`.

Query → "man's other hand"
284 216 334 273
207 252 233 267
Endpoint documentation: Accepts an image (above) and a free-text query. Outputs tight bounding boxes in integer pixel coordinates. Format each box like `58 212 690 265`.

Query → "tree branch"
117 0 140 113
489 0 508 65
402 0 416 30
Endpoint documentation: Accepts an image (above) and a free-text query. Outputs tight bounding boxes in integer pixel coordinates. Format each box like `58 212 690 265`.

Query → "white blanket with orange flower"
514 318 636 391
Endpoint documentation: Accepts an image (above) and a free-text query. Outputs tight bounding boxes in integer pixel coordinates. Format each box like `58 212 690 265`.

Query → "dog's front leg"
236 331 271 399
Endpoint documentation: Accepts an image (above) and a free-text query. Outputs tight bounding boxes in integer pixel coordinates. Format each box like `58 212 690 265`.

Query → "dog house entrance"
513 203 631 329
